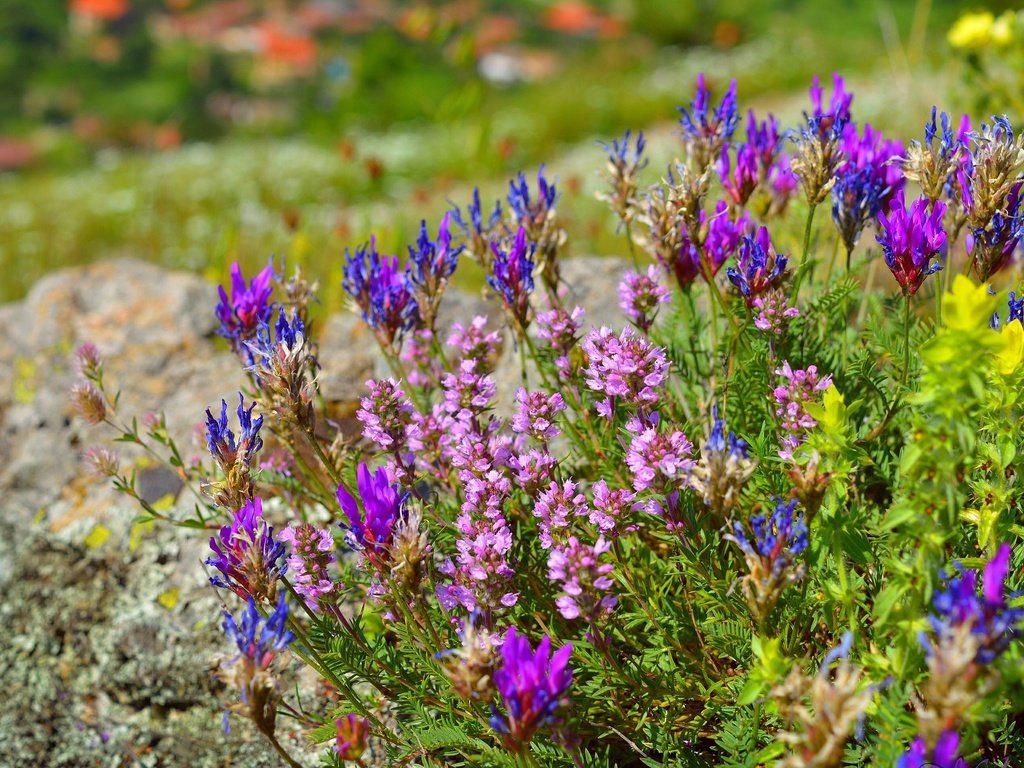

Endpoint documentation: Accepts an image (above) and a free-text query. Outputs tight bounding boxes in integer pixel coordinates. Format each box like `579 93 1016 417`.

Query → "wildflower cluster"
74 73 1024 768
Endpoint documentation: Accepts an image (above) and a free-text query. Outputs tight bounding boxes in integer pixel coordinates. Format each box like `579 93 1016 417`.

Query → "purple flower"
626 426 695 493
808 72 853 139
207 497 287 602
533 480 589 549
205 393 264 469
746 110 784 172
442 359 497 423
215 261 276 350
897 730 962 768
219 593 293 733
677 73 739 168
704 202 752 275
489 627 573 753
930 543 1023 664
279 522 341 612
581 327 669 418
727 226 789 306
691 408 757 517
536 305 585 354
508 167 558 229
447 316 503 369
773 361 832 460
488 227 536 330
336 464 403 566
357 378 414 453
407 213 463 328
753 289 800 336
718 143 759 206
335 713 371 761
618 266 671 333
599 129 646 173
342 238 420 349
548 536 617 622
512 388 566 444
589 480 636 535
731 498 809 570
452 187 503 242
968 181 1024 278
510 450 559 497
1009 291 1024 325
875 191 947 295
831 123 906 254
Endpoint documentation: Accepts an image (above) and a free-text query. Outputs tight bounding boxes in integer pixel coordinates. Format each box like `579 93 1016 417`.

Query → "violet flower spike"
727 226 789 306
336 463 403 564
677 73 739 170
488 226 536 332
489 626 574 753
215 260 276 351
207 496 287 603
929 542 1024 664
875 191 947 296
342 237 421 350
407 212 464 329
205 393 264 468
808 72 853 139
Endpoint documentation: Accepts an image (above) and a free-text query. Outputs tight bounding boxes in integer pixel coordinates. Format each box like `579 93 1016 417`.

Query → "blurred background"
0 0 1019 307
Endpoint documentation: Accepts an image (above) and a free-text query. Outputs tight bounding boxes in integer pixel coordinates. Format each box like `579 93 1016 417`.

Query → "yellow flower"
942 275 997 332
948 11 995 50
998 320 1024 375
991 11 1017 46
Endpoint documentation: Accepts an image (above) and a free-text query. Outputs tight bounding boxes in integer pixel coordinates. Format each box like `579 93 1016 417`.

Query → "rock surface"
0 256 629 767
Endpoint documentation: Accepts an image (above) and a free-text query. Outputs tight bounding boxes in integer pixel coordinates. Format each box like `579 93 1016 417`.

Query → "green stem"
623 220 640 268
789 202 818 306
267 733 305 768
901 293 912 387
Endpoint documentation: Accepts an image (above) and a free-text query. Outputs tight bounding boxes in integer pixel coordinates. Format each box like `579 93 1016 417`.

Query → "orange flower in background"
255 19 317 69
70 0 128 20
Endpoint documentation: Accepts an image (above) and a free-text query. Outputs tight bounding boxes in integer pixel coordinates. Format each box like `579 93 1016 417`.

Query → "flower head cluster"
279 522 341 612
342 238 420 350
929 543 1023 665
960 117 1024 279
773 361 832 460
406 213 463 330
336 463 403 572
901 108 970 204
772 633 875 768
70 379 106 425
625 424 695 494
357 378 414 454
728 498 808 624
334 714 371 761
452 187 503 268
589 480 636 535
510 449 559 497
875 191 947 295
215 261 276 352
597 129 647 225
746 110 784 175
690 409 757 518
207 496 287 603
677 73 739 171
897 730 962 768
618 266 671 334
218 594 294 737
832 123 905 254
507 167 565 291
533 480 590 549
204 393 264 508
246 309 317 430
448 316 503 371
727 226 789 306
968 180 1023 279
792 74 851 205
753 289 800 336
437 618 502 703
488 227 536 332
718 142 759 206
512 388 566 444
490 627 574 754
548 536 617 623
582 327 669 418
